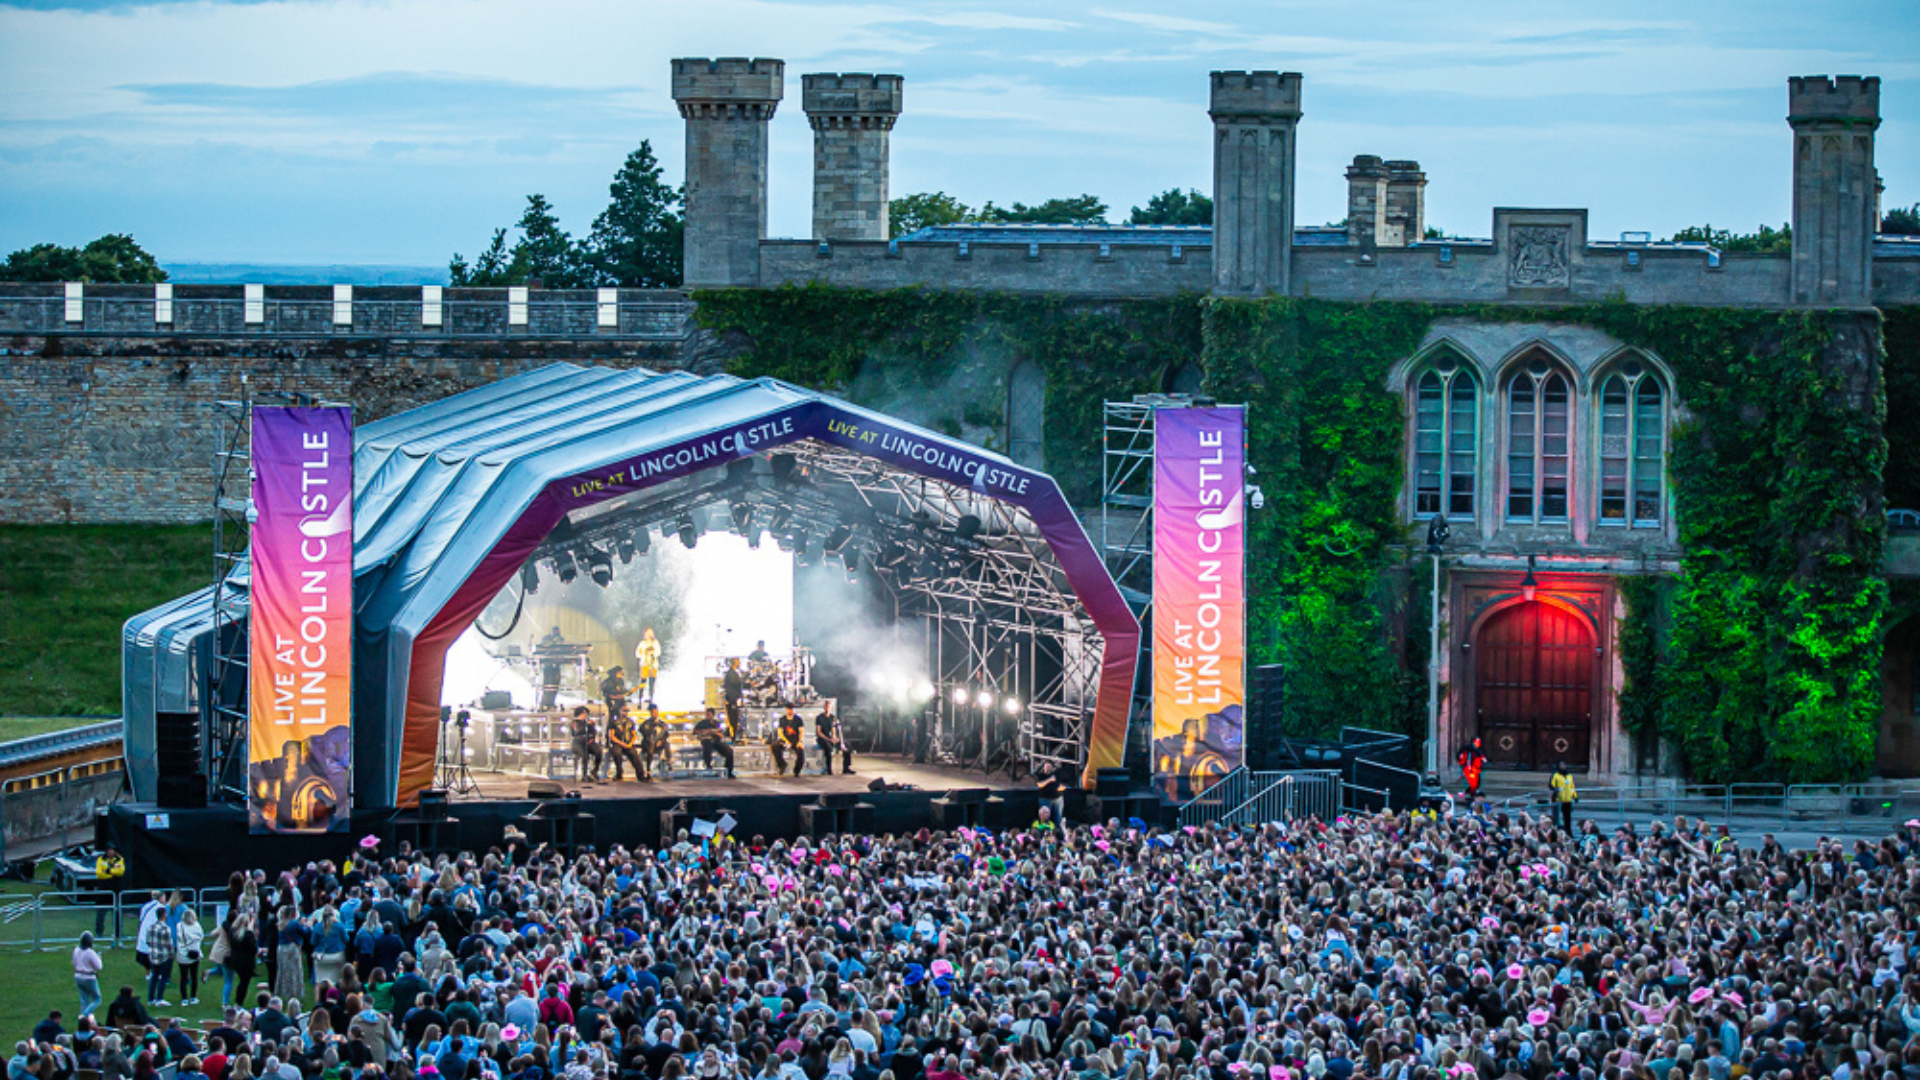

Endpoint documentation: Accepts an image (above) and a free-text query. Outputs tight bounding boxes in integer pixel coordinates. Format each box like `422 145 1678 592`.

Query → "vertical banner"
1152 406 1246 800
249 406 353 833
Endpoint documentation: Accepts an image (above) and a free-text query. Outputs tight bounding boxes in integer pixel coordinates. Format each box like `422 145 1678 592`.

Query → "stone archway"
1472 599 1597 771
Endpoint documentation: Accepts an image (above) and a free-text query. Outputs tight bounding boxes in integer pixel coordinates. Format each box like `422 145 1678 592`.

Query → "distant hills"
161 262 450 286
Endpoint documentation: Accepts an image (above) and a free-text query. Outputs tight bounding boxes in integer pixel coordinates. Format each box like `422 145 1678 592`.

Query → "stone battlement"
802 73 904 128
1789 75 1880 124
1208 71 1302 118
672 57 784 119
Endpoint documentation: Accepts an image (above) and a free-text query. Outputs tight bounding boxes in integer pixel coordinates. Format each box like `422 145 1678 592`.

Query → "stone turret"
1210 70 1302 296
1788 75 1879 307
1385 160 1426 244
802 74 904 242
673 58 785 288
1346 155 1389 250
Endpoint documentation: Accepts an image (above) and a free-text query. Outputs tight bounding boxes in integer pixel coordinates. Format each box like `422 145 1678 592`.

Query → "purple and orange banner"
1152 406 1246 800
249 406 353 833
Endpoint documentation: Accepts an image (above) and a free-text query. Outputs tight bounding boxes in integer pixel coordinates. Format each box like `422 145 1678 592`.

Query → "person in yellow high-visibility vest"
1549 762 1578 834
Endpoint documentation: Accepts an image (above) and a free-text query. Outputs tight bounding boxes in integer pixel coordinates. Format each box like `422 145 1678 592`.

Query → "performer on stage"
814 705 852 776
722 659 746 737
606 706 646 783
774 706 806 777
634 628 661 703
537 625 566 709
569 705 602 783
641 704 671 779
599 665 630 717
694 708 735 778
748 639 772 664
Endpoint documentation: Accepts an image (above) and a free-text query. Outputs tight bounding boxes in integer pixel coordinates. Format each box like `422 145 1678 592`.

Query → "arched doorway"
1474 600 1595 770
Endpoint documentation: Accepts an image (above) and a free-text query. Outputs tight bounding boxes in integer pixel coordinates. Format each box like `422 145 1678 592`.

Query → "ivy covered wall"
696 286 1896 783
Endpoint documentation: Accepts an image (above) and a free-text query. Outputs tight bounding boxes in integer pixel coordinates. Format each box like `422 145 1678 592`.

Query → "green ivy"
694 286 1895 783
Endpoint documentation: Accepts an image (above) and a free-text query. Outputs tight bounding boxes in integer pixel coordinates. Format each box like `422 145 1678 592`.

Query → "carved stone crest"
1509 226 1571 288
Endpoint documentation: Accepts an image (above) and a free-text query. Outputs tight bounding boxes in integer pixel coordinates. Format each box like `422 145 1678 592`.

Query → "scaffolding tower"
207 392 253 804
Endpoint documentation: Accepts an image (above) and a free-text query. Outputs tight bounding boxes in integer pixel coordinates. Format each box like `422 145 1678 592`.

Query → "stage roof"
124 364 1138 808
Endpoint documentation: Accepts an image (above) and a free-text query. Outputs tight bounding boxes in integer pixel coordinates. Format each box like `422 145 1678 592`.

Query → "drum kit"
733 646 819 708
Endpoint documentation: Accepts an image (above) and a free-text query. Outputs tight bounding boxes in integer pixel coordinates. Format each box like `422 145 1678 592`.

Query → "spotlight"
588 550 613 588
555 550 579 584
975 689 995 709
951 686 970 705
520 562 540 596
616 538 635 564
769 508 793 534
955 514 982 542
727 457 755 484
678 516 698 550
915 680 936 700
824 525 853 552
1003 697 1021 715
633 528 650 555
730 501 754 536
770 453 799 486
846 557 860 584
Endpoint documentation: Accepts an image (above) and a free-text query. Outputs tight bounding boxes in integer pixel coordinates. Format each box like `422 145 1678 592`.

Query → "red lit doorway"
1474 600 1595 770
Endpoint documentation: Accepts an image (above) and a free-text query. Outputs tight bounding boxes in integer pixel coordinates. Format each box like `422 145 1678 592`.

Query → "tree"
505 195 592 287
975 195 1109 225
889 192 972 238
448 230 511 287
0 234 167 283
1666 222 1792 254
1884 203 1920 236
586 141 682 287
1128 188 1211 226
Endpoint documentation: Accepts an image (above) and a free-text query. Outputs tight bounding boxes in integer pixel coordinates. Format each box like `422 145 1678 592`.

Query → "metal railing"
1178 767 1341 828
1495 780 1920 834
0 885 228 952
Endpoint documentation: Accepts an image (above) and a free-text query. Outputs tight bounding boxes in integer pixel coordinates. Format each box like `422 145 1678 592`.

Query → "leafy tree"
1128 188 1211 226
1884 203 1920 236
976 195 1109 226
449 230 511 287
0 233 167 283
1666 222 1792 254
889 192 973 238
586 141 682 287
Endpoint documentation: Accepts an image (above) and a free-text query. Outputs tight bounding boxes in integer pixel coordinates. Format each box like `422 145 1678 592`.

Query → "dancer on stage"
606 706 646 782
694 708 735 778
569 705 602 783
814 705 852 776
634 628 661 703
773 705 805 777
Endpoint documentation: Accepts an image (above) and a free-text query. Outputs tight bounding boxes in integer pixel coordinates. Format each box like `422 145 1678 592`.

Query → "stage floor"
455 755 1018 803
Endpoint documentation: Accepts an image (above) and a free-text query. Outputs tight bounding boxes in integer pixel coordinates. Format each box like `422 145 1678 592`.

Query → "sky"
1 0 1915 267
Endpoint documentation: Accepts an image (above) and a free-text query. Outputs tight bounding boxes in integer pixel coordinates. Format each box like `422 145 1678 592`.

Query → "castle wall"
758 240 1215 295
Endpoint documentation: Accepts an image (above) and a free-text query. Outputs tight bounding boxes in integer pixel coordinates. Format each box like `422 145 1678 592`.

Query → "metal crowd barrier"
1179 768 1341 828
1496 780 1920 835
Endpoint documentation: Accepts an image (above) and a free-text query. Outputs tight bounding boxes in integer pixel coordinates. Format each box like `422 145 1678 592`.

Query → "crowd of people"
15 805 1920 1080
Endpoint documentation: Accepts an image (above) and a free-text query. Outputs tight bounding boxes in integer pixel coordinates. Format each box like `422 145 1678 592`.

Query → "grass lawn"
0 717 108 743
0 524 208 717
0 868 232 1043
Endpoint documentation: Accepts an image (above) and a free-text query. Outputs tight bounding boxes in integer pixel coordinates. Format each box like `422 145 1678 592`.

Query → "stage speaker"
154 710 202 774
156 774 206 809
481 691 513 710
417 790 450 822
527 780 565 800
1094 768 1131 798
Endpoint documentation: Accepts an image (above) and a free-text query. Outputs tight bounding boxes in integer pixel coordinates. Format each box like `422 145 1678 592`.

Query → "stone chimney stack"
1385 160 1426 245
802 73 904 242
1788 75 1879 306
672 57 785 288
1210 71 1302 296
1345 155 1389 250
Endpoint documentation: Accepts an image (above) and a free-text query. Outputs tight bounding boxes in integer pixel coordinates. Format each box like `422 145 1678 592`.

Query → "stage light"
952 686 970 705
770 453 799 486
616 538 635 564
678 516 698 550
730 501 754 536
588 550 613 588
955 514 982 542
520 562 540 596
880 543 909 567
915 680 936 700
633 528 650 555
555 550 578 584
1003 697 1022 715
975 689 995 708
727 457 755 484
824 525 853 552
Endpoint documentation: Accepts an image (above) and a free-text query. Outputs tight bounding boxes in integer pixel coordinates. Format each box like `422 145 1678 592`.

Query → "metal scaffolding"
207 394 252 804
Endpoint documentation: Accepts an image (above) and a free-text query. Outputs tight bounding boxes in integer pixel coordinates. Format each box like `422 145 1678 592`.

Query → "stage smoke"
794 559 932 716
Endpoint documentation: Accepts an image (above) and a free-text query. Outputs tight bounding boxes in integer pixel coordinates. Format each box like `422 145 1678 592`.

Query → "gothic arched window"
1505 357 1571 524
1597 360 1665 527
1007 359 1046 469
1413 361 1477 518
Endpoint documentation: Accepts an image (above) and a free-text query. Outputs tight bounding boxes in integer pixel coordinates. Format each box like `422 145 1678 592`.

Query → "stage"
101 756 1108 888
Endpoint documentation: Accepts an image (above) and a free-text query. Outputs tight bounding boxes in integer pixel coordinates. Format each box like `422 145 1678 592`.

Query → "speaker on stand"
154 710 207 809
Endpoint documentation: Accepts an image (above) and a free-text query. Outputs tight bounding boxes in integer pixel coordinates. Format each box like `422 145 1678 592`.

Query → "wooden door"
1474 601 1594 770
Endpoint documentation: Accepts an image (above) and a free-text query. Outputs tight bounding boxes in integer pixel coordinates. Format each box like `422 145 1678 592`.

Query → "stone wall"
0 329 708 525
